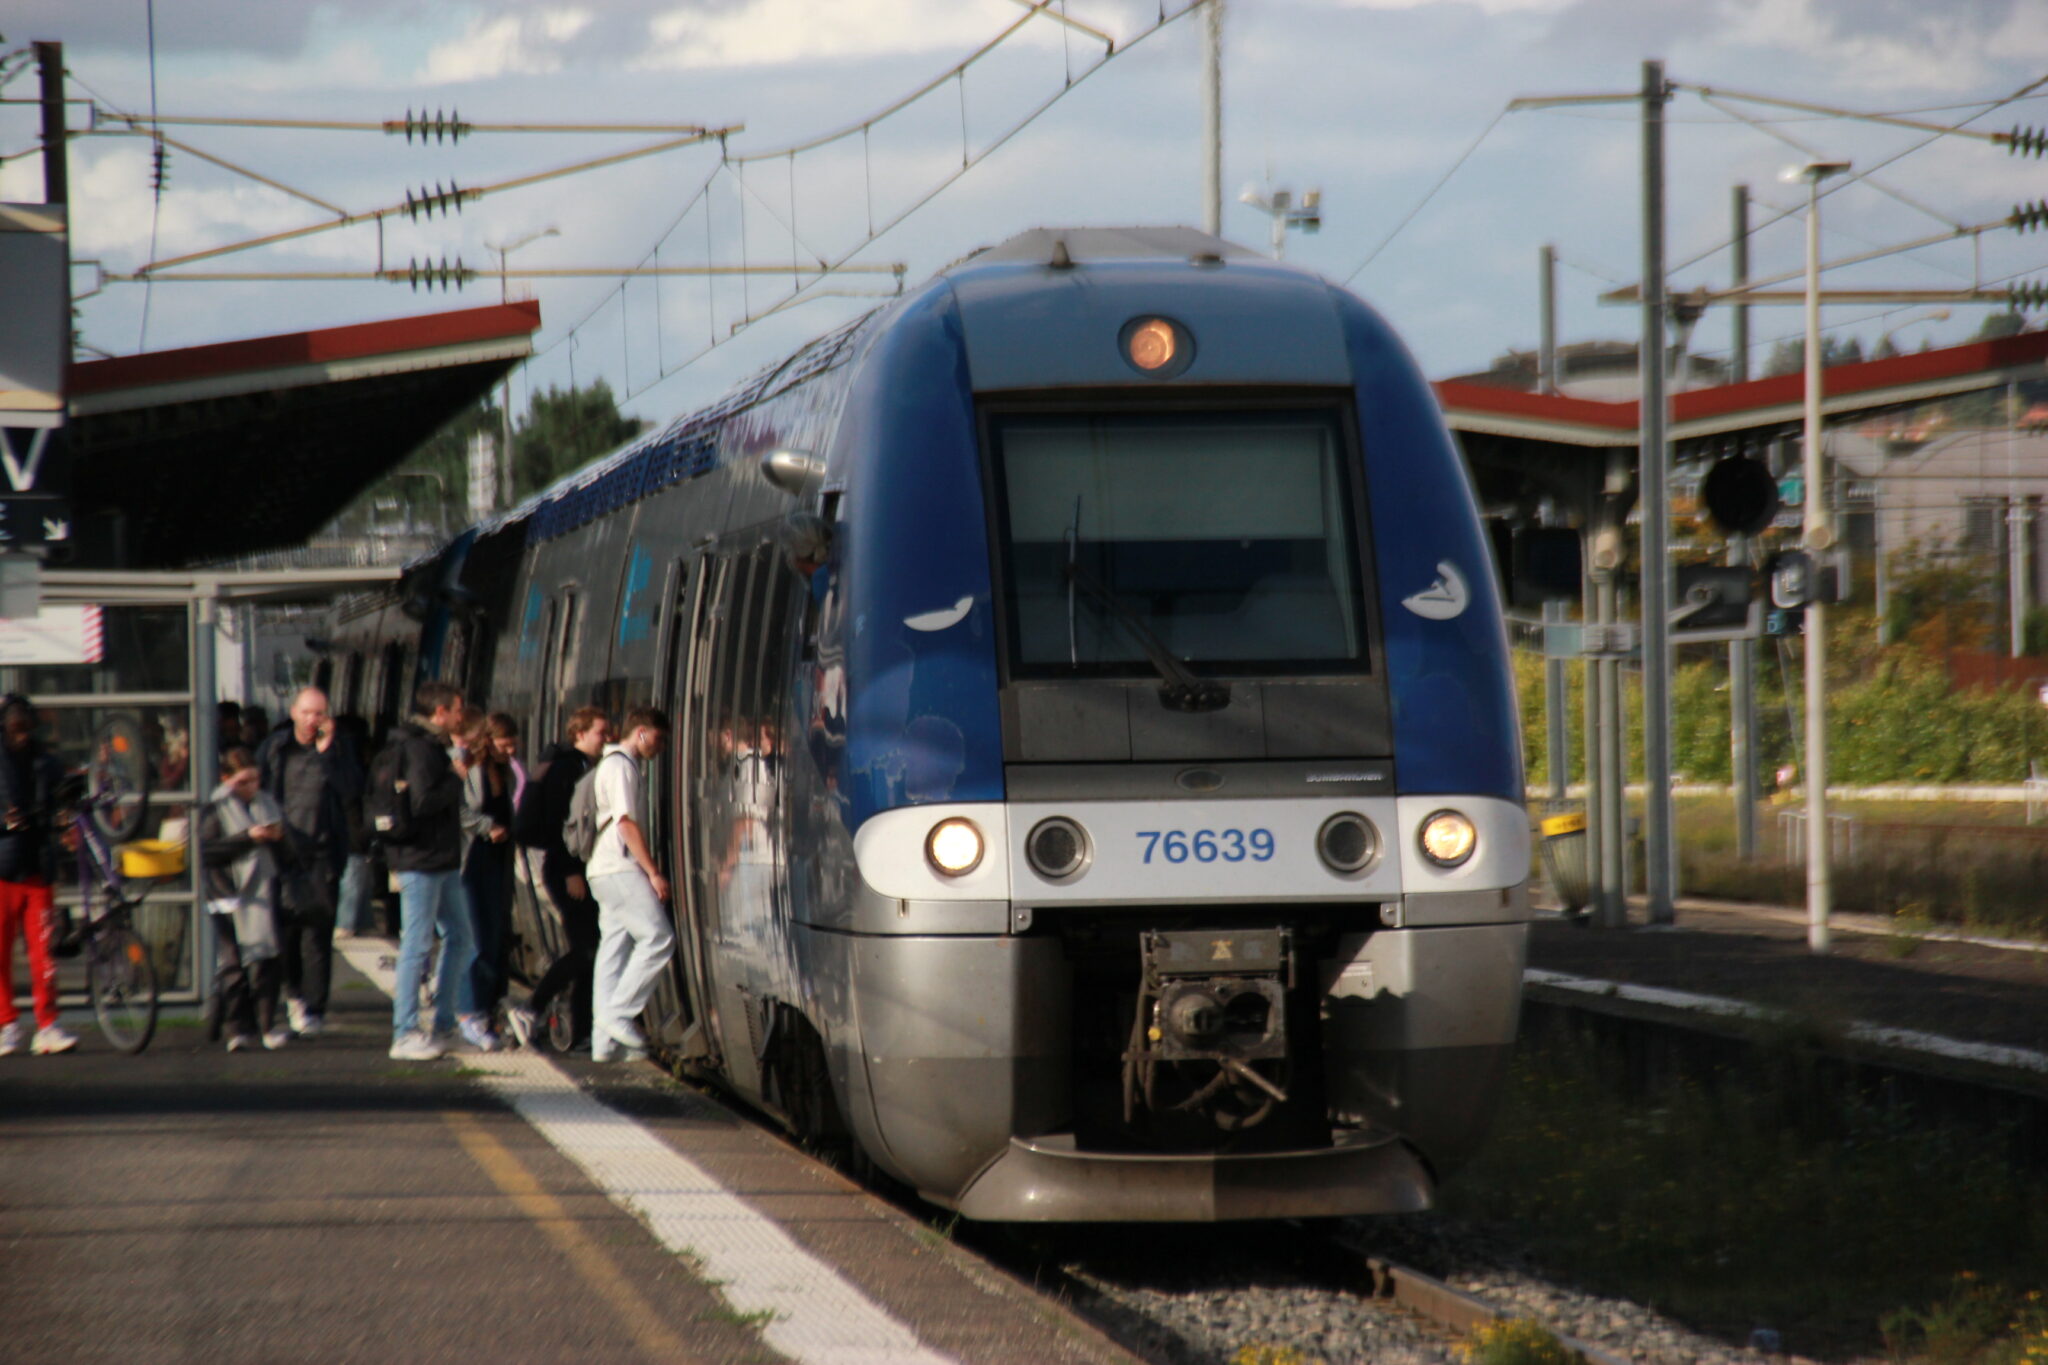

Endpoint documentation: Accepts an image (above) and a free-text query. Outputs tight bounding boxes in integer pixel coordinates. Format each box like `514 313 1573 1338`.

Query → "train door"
689 541 802 1100
645 557 715 1059
681 554 736 1075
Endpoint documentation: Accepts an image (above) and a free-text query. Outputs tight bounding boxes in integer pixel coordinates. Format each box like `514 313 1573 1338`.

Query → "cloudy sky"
6 0 2047 428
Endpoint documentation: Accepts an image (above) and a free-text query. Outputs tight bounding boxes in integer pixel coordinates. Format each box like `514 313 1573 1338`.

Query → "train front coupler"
1123 928 1293 1132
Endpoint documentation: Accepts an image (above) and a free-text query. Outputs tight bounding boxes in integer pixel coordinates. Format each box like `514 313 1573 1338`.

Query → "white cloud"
635 0 1058 71
423 8 597 82
1323 0 1569 11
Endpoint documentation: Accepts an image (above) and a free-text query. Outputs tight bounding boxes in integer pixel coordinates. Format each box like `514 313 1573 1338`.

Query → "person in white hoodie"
201 748 292 1051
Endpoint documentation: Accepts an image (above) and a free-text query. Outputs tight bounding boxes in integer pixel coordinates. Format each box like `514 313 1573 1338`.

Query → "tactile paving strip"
339 938 957 1365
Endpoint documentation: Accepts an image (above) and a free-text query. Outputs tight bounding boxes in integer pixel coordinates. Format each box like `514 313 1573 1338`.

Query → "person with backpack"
370 681 480 1061
582 705 674 1062
504 706 608 1051
0 695 76 1057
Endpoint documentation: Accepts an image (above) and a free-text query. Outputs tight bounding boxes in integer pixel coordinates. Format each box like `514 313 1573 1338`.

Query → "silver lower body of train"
791 795 1531 1222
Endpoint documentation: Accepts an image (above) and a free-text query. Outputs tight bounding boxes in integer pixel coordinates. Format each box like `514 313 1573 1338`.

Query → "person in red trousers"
0 694 76 1057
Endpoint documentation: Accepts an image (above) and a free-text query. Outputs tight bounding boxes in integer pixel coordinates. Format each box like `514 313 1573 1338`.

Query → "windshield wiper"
1064 560 1231 713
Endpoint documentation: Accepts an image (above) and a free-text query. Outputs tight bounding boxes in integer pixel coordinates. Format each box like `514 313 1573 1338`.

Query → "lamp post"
485 226 559 510
1784 159 1849 954
1874 307 1950 357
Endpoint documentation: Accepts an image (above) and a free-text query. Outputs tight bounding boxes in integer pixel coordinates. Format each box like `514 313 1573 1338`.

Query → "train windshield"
988 407 1370 677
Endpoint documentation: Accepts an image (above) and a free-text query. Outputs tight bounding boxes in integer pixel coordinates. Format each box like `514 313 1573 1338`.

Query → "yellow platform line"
443 1110 703 1364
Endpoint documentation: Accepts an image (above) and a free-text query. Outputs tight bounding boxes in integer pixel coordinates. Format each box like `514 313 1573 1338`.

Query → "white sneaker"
226 1033 257 1052
389 1032 444 1061
608 1019 648 1051
297 1014 324 1039
31 1025 78 1056
504 1006 535 1049
0 1020 23 1056
263 1028 291 1051
286 997 310 1034
457 1016 501 1053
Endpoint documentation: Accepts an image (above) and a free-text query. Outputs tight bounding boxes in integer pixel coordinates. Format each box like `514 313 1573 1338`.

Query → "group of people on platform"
375 681 675 1063
0 678 676 1063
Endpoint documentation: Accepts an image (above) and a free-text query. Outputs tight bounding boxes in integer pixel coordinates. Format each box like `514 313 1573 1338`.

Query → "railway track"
956 1216 1651 1365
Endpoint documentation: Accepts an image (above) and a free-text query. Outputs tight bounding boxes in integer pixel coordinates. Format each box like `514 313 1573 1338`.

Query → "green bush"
1515 641 2048 788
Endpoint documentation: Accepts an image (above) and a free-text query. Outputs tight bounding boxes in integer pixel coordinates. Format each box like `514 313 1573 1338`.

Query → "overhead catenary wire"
529 0 1210 408
1343 106 1508 285
1660 71 2048 282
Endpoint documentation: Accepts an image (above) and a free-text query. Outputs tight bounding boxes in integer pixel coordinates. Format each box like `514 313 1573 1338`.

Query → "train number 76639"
1135 828 1276 865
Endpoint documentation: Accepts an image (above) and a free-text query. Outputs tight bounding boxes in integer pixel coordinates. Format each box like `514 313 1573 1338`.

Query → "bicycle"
58 715 168 1054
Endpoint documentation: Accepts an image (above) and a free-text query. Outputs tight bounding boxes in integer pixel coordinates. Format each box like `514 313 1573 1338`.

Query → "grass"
696 1305 776 1330
1438 1023 2048 1360
1456 1320 1576 1365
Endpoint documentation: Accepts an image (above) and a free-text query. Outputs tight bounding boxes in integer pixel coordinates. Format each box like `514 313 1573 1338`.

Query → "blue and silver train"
331 226 1531 1221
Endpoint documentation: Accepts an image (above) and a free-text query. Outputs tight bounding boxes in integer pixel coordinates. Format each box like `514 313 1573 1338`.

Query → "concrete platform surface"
0 938 1139 1365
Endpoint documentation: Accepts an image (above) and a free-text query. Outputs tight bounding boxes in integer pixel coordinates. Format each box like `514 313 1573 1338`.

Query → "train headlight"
1119 315 1194 378
1316 812 1380 875
926 817 985 876
1026 816 1090 881
1128 318 1176 371
1418 809 1478 868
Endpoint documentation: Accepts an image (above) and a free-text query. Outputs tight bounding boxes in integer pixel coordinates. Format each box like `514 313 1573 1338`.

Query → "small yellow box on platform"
118 839 187 879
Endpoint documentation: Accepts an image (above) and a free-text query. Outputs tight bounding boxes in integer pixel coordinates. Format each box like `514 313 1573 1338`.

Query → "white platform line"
1524 967 2048 1077
338 938 957 1365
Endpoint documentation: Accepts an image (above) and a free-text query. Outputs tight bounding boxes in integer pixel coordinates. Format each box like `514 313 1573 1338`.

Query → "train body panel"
332 227 1532 1221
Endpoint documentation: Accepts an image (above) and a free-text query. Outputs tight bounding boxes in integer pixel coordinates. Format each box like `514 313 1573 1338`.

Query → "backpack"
364 741 416 846
562 751 629 863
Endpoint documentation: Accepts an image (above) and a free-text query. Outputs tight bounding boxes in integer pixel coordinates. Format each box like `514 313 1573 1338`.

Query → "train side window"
377 641 406 733
558 589 583 714
341 651 364 715
533 599 559 744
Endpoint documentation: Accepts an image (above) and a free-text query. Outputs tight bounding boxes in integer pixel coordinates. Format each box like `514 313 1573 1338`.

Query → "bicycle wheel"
545 992 576 1053
89 714 153 844
89 921 160 1054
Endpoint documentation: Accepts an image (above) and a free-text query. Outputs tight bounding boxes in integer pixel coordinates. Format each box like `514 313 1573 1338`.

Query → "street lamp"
483 226 559 510
1781 158 1849 953
1874 307 1951 357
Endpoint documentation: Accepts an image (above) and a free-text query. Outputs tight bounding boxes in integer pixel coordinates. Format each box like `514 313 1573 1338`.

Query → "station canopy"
64 300 540 569
1436 329 2048 511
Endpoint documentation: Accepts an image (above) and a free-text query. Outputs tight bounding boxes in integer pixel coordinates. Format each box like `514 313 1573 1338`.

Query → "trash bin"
1538 807 1592 914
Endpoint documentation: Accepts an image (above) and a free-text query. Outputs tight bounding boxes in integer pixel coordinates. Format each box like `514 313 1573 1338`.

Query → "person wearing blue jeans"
373 682 483 1061
391 868 475 1046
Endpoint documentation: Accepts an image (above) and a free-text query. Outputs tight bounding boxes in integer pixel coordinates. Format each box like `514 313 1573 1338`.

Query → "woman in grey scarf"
202 748 291 1050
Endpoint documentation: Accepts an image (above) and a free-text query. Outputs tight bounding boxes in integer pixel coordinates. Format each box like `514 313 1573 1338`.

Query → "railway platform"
1524 897 2048 1093
0 936 1140 1365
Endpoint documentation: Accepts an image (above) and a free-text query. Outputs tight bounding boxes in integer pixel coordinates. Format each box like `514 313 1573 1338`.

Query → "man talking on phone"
255 687 361 1038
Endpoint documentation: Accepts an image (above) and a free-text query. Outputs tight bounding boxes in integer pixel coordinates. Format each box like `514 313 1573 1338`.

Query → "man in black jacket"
504 705 609 1049
254 686 361 1039
379 681 477 1061
0 696 75 1057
